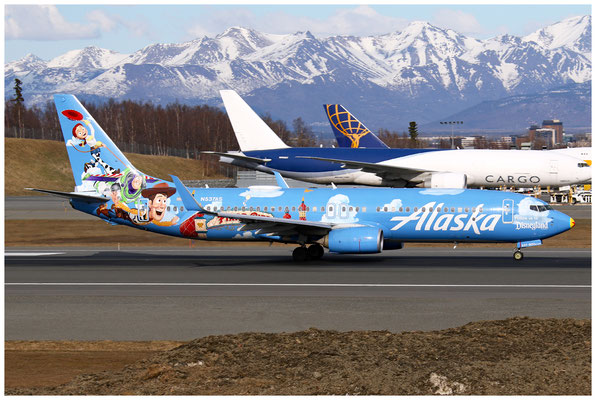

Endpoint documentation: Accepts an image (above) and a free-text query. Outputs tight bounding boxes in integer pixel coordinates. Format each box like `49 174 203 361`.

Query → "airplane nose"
570 217 575 229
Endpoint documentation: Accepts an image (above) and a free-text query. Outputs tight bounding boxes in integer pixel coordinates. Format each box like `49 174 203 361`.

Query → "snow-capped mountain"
5 16 591 131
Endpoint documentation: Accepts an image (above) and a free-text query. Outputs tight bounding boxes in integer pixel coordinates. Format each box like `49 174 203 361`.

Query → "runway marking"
5 252 65 257
5 283 590 288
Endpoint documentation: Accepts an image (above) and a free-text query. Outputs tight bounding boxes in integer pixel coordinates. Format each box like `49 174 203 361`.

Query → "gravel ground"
6 317 591 395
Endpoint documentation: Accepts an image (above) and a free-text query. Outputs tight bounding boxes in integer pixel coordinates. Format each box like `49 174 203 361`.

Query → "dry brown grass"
5 138 224 196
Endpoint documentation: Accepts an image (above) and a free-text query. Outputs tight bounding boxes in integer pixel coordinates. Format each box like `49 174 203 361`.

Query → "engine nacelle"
423 172 467 188
323 227 383 254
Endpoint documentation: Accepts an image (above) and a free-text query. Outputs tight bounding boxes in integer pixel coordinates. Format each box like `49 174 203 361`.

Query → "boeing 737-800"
212 91 590 189
28 94 575 261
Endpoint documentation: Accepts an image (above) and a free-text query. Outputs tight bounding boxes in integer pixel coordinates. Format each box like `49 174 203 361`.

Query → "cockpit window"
578 162 589 168
530 205 551 212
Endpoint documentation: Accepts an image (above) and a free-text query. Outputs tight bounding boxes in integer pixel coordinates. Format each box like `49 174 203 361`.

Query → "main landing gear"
513 249 524 261
292 244 325 262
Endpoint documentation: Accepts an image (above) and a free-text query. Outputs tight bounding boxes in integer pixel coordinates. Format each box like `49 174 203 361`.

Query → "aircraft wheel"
513 250 524 261
307 244 325 260
292 246 308 262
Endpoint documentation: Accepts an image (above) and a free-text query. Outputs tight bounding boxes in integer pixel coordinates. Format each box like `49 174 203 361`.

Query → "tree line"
5 82 319 176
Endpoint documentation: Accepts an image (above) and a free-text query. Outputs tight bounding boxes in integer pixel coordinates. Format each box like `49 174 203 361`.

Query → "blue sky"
5 4 592 62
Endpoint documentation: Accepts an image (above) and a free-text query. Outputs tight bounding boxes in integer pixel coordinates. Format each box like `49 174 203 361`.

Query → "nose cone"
570 217 575 229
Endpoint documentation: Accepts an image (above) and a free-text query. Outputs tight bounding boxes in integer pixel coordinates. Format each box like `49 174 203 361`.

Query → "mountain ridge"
5 15 591 132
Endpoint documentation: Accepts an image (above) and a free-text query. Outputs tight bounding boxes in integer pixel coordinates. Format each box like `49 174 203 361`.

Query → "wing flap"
296 156 432 180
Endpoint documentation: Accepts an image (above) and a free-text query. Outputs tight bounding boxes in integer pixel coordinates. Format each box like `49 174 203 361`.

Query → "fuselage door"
502 199 514 224
549 160 558 178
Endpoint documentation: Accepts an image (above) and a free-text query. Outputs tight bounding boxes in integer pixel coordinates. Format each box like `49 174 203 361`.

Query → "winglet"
273 171 289 189
170 175 216 214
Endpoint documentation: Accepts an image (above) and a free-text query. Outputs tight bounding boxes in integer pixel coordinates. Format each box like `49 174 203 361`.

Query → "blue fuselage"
72 185 572 246
241 148 439 173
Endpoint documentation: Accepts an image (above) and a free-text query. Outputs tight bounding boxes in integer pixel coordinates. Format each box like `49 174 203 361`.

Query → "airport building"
528 120 564 148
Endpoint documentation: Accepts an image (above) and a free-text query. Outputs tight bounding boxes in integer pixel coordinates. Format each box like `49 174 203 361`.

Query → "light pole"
440 121 463 149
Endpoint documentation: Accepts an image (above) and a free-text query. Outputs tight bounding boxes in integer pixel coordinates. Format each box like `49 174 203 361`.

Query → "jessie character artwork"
140 183 180 226
63 110 119 175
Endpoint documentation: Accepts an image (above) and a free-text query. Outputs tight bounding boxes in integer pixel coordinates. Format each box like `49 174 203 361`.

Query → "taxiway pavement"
5 247 591 340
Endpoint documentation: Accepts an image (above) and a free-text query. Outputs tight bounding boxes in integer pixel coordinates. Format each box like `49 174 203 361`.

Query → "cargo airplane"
210 91 591 189
29 94 575 261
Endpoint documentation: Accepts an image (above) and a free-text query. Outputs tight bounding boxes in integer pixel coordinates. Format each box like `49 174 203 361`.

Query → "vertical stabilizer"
220 90 289 151
324 104 389 148
54 94 155 199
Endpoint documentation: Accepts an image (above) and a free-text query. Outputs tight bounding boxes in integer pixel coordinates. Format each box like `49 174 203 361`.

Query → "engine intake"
323 227 383 254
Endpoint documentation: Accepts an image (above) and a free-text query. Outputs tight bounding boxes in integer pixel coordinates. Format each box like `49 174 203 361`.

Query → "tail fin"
54 94 157 198
324 104 389 149
220 90 289 151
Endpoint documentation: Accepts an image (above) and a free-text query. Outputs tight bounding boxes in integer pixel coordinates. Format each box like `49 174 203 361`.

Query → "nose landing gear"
513 249 524 261
292 244 325 262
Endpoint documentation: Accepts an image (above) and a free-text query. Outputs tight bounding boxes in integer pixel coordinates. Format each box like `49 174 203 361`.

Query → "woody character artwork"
138 182 180 226
62 109 119 175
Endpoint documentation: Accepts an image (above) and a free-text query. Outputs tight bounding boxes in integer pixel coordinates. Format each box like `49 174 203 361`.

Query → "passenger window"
458 207 462 212
249 207 253 211
355 207 359 212
327 205 335 218
450 207 454 212
421 207 425 212
465 208 469 213
362 207 367 212
285 207 289 212
173 206 177 212
349 206 353 212
429 207 433 212
321 206 325 212
167 206 171 211
376 207 380 212
383 207 388 212
242 206 246 211
234 207 238 211
414 207 418 212
399 207 403 212
292 206 296 211
180 206 184 212
313 206 317 212
406 207 410 212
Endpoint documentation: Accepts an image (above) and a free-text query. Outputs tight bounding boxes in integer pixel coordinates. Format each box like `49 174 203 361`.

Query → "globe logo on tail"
326 104 371 148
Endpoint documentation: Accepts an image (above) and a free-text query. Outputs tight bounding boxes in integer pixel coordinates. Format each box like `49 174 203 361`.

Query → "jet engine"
322 227 383 254
383 239 404 250
422 172 467 188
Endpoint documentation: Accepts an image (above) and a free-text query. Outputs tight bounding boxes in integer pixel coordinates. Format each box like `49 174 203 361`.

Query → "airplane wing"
296 156 433 181
171 175 335 237
202 151 271 164
25 188 110 203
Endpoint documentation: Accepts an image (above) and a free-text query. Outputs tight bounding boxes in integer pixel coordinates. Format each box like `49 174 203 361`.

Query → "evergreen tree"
13 78 24 104
408 121 418 147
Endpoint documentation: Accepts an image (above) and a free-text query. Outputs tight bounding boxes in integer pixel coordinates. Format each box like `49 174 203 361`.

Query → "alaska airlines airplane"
212 91 591 189
29 94 574 261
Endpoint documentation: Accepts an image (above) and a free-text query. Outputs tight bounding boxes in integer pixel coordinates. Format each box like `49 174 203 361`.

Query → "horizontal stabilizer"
25 188 110 203
202 151 271 164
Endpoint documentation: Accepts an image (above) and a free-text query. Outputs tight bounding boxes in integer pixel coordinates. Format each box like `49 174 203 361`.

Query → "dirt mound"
6 317 590 395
